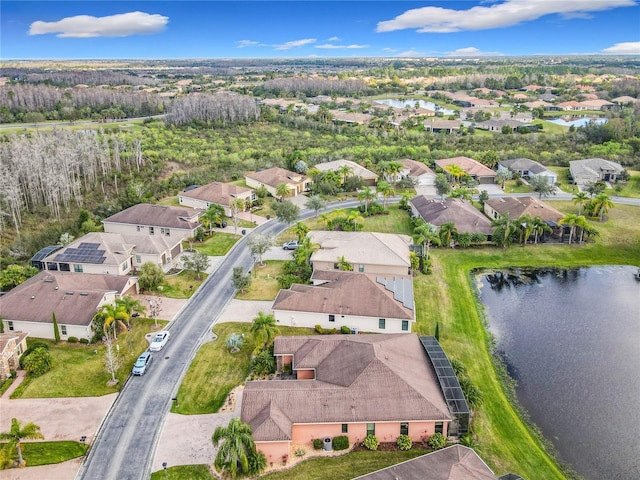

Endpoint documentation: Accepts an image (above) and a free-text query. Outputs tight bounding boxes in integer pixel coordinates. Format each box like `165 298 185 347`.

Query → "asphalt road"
77 199 362 480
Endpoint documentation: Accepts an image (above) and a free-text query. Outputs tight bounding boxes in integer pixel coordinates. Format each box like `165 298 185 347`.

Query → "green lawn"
610 170 640 198
160 270 206 299
2 441 88 467
150 465 214 480
192 232 240 256
532 120 567 135
235 260 283 301
11 319 162 398
303 205 413 236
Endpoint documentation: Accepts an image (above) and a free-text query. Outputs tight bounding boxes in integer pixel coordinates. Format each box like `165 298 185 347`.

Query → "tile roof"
272 271 414 320
399 159 435 178
484 197 564 223
0 271 132 326
309 231 412 269
242 334 452 441
410 196 493 235
245 167 308 188
313 159 378 181
180 182 252 207
435 157 496 178
102 203 200 230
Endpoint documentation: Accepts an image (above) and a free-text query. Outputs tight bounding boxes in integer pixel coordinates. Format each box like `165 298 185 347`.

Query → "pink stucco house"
241 334 454 463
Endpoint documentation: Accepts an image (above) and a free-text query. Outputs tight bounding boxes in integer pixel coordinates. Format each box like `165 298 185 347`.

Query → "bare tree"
103 329 123 385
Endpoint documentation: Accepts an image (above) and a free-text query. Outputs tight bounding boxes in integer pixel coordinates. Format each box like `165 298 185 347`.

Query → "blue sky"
2 1 639 59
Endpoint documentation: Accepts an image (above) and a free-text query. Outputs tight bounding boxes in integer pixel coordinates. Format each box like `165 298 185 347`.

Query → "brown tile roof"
399 159 435 178
272 272 414 320
242 334 452 441
103 204 200 230
424 119 461 129
435 157 496 178
245 167 308 188
354 445 497 480
0 272 132 326
313 160 378 181
410 196 493 235
484 196 564 223
180 182 252 207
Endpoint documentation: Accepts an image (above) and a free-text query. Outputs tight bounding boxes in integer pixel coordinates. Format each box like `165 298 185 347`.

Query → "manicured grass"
303 205 413 236
150 464 214 480
12 319 162 398
533 120 567 135
236 260 283 301
547 166 574 193
173 323 314 415
193 232 240 256
160 270 206 299
4 441 88 467
261 449 428 480
609 170 640 198
0 376 15 396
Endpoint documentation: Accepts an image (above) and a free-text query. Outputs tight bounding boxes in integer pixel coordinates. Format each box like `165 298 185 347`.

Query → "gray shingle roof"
484 196 563 223
499 158 551 175
180 182 252 207
245 167 308 188
410 196 493 235
102 203 200 230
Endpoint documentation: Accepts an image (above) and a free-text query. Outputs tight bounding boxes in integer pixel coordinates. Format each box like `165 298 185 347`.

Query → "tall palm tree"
444 164 465 184
293 222 309 242
212 418 257 479
531 216 551 244
517 213 535 245
357 187 375 213
347 212 364 231
0 418 44 466
100 303 129 340
275 182 290 201
250 312 279 353
572 192 590 216
439 222 458 248
386 161 403 184
116 296 147 327
337 164 353 185
575 215 588 244
200 204 225 236
376 181 395 208
414 222 440 260
319 212 331 229
492 214 517 248
293 236 319 266
591 193 614 222
230 198 246 234
559 213 579 244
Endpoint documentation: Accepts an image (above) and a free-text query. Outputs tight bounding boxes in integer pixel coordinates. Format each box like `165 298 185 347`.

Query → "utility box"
323 437 332 451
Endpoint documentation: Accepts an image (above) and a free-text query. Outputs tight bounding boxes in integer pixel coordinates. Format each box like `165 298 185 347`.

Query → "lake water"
547 116 608 128
477 266 640 480
374 98 456 115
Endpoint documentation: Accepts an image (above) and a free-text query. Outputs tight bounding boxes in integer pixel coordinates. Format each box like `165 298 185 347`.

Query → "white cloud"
376 0 636 33
601 41 640 54
448 46 504 56
29 11 168 38
327 36 340 42
383 47 397 53
396 50 425 57
236 40 262 48
274 38 316 50
315 44 369 49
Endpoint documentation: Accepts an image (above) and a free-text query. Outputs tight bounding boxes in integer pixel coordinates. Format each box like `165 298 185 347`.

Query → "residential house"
580 99 615 110
398 159 436 186
557 101 588 111
308 231 412 276
354 445 497 480
569 158 625 185
435 156 496 184
475 119 534 133
424 119 461 134
330 111 372 125
0 332 29 380
612 96 638 105
484 197 564 227
312 159 378 186
42 232 182 275
0 272 137 341
410 196 493 238
498 158 558 184
241 334 453 462
272 271 415 333
178 182 255 217
245 167 311 198
102 203 201 241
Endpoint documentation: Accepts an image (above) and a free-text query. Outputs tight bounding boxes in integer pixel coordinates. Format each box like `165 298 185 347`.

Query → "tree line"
165 92 260 126
260 77 369 97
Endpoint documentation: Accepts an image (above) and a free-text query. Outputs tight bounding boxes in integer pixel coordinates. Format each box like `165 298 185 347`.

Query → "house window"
400 422 409 436
74 264 83 273
136 255 142 264
333 263 339 270
59 263 70 272
402 320 409 331
136 225 141 232
122 262 128 272
149 227 155 235
164 228 170 236
8 321 14 331
329 314 335 322
366 423 375 436
379 318 386 329
61 325 67 335
358 264 364 272
435 422 443 434
342 424 348 434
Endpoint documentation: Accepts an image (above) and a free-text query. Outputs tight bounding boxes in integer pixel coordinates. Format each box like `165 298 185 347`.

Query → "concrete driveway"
217 299 274 324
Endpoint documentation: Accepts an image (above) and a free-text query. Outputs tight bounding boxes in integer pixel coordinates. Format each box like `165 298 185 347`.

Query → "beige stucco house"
308 231 412 276
0 332 29 380
241 334 452 463
398 158 436 186
178 182 255 217
410 196 493 238
312 159 378 186
435 156 496 184
102 203 201 241
272 271 415 333
0 272 137 341
245 167 311 198
569 158 624 185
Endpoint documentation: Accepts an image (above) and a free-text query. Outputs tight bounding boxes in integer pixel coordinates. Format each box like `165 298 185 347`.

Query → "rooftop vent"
44 278 54 283
65 291 74 295
80 292 89 296
31 295 35 299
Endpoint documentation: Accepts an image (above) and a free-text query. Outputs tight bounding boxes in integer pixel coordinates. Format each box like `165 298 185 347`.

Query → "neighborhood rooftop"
102 203 201 229
179 181 252 207
245 167 308 187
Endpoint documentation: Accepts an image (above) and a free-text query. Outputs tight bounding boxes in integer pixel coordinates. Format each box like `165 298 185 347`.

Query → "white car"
149 331 170 351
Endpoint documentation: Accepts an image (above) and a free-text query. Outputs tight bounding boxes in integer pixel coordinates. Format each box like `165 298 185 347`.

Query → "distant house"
557 101 588 111
102 203 201 241
410 196 493 238
579 99 615 110
245 167 311 198
569 158 624 185
354 445 497 480
308 231 412 276
424 119 461 134
241 334 453 462
178 182 255 217
0 272 137 341
612 96 638 105
0 332 29 380
272 271 415 333
42 232 182 275
331 111 372 125
312 159 378 186
398 158 436 186
435 156 496 184
484 197 564 227
498 158 558 184
475 119 535 133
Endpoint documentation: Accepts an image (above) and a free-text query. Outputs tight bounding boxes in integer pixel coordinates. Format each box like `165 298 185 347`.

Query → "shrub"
250 350 276 376
67 336 79 343
294 447 306 457
23 347 53 376
313 438 323 450
314 324 324 334
459 376 484 409
363 434 379 451
333 435 349 450
79 338 89 344
459 433 476 448
427 432 446 450
225 333 245 353
396 434 412 451
19 342 49 369
340 326 351 334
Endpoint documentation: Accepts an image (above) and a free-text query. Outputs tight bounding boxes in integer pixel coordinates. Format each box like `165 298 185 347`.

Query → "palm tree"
336 255 354 271
572 192 590 216
517 213 535 245
0 418 44 466
591 193 614 222
559 213 579 244
575 215 588 244
386 161 403 184
531 216 552 244
293 236 318 266
275 182 290 201
212 418 257 479
357 187 375 213
100 303 130 340
116 296 147 327
230 197 246 234
201 204 225 236
444 164 465 184
414 222 440 260
439 222 458 248
347 212 364 231
319 212 331 229
492 214 517 248
250 312 279 353
377 181 395 208
293 222 309 242
337 164 353 185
